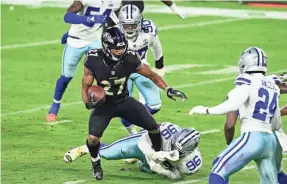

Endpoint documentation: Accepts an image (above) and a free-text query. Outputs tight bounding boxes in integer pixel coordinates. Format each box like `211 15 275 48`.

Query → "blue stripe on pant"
211 132 278 184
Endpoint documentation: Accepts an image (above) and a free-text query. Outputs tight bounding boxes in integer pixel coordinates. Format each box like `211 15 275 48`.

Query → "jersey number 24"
252 87 278 123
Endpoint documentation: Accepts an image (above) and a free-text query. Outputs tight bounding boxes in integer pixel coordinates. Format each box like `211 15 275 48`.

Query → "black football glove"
166 87 187 101
85 94 105 110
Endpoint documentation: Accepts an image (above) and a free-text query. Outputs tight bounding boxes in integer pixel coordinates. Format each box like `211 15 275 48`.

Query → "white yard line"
45 119 72 125
0 18 244 50
63 180 87 184
1 101 82 117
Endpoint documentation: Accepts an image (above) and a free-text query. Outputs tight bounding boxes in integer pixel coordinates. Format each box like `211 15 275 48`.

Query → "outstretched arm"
136 64 168 91
161 0 185 19
64 1 106 24
207 85 250 115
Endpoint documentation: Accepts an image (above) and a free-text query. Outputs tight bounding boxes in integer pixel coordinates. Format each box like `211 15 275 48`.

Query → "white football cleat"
124 158 138 164
64 145 88 163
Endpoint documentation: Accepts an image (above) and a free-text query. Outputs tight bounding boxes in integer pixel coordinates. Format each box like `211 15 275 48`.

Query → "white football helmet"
171 128 200 157
238 47 267 75
118 4 142 39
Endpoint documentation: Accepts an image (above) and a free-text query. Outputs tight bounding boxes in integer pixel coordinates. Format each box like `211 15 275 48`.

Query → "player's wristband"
155 56 164 69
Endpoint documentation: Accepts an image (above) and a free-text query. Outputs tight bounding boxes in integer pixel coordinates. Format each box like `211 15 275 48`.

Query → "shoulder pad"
267 74 281 84
141 19 158 36
87 49 99 57
234 74 252 86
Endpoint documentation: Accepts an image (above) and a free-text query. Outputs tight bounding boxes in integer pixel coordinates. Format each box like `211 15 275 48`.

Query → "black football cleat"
92 159 103 180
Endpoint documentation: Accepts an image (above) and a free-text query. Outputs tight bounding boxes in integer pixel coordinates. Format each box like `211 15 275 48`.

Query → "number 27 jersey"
235 74 280 133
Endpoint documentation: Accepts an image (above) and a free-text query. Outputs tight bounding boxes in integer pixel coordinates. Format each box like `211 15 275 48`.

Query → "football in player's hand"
88 85 105 102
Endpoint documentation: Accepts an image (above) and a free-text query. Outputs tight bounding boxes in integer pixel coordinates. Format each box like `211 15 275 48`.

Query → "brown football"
88 85 105 102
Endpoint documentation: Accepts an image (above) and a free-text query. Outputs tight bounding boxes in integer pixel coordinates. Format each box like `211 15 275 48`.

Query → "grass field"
2 3 287 184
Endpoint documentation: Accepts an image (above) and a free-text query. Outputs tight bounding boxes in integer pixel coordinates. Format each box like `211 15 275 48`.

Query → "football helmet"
238 47 267 75
118 4 142 39
101 27 128 61
171 128 200 157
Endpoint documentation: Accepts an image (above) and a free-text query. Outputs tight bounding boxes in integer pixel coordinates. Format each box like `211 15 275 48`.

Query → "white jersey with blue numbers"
68 0 121 47
234 74 280 134
138 122 202 175
127 19 163 64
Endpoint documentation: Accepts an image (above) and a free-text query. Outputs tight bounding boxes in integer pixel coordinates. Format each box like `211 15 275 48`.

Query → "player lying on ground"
64 122 202 179
46 0 121 122
82 27 187 180
116 5 165 135
190 47 283 184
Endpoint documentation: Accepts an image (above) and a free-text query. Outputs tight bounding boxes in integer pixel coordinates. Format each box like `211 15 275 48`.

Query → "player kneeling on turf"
64 122 202 179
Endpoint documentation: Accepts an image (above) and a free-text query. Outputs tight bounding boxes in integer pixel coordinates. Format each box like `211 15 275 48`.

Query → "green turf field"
2 3 287 184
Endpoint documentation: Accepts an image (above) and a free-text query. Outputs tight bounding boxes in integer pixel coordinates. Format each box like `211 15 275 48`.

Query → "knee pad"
145 104 161 115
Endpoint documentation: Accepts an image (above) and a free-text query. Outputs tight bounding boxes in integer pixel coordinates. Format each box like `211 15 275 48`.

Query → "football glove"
166 87 187 101
189 105 208 115
85 94 105 110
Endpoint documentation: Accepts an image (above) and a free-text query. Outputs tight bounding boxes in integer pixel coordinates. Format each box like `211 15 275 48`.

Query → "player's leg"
100 133 146 161
254 133 278 184
133 75 162 115
47 44 86 121
209 132 267 184
274 132 287 184
87 104 115 180
117 97 162 152
120 76 138 135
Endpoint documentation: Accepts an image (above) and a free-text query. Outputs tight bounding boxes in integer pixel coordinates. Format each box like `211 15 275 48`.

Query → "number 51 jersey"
235 73 280 133
68 0 121 43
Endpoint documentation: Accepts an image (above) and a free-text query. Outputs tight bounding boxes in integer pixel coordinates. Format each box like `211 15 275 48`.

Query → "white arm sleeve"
208 85 250 115
150 35 163 61
138 133 156 157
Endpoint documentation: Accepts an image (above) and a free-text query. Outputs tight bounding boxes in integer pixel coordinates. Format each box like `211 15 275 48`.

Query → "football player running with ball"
82 27 186 180
190 47 283 184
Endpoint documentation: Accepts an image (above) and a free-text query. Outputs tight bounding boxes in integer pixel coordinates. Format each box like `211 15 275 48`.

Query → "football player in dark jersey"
82 27 187 180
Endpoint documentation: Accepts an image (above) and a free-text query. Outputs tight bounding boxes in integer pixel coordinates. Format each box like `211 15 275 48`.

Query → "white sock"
91 156 100 162
126 125 137 135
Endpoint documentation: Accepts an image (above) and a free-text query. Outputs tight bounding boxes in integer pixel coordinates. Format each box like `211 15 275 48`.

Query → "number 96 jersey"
171 148 202 175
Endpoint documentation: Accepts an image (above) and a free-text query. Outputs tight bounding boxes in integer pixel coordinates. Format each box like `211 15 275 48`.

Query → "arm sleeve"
138 133 156 157
150 35 163 61
208 85 250 115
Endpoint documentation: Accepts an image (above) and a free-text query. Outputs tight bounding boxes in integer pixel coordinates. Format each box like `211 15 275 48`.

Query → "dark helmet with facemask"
101 27 128 61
